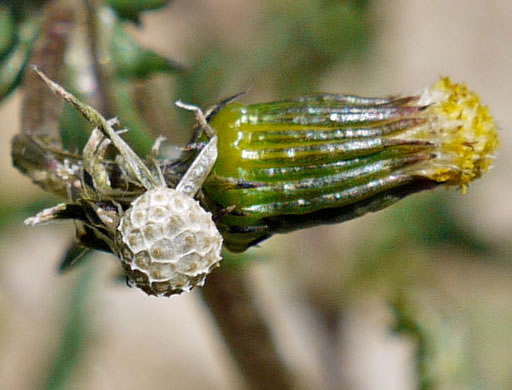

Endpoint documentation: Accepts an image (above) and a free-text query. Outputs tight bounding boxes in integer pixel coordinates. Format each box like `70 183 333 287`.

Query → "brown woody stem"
201 267 295 390
21 0 76 140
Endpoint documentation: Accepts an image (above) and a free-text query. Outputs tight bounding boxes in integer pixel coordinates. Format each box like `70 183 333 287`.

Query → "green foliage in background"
2 1 509 389
41 262 95 390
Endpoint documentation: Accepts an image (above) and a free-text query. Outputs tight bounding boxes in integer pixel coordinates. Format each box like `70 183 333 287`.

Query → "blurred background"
1 0 511 389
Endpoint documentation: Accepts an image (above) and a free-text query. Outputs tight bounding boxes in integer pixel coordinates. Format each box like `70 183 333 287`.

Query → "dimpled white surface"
116 187 223 296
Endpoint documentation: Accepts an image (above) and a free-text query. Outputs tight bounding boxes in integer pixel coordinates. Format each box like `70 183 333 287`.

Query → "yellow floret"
414 77 498 193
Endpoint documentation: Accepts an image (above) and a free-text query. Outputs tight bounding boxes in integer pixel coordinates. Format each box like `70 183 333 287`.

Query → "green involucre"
204 96 435 252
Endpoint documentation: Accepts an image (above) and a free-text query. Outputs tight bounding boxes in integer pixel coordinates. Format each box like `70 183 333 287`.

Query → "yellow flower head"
408 77 498 193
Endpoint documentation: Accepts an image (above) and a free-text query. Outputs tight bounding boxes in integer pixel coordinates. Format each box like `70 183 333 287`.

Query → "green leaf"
41 262 95 390
60 97 96 152
111 24 183 79
0 16 39 101
109 78 157 155
391 296 433 390
105 0 171 23
58 240 93 273
391 294 477 390
0 5 16 60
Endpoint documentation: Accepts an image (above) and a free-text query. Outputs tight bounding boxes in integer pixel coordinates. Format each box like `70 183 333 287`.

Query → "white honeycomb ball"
115 187 223 296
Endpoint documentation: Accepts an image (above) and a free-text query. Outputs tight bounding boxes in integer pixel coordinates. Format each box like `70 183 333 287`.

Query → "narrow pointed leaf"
105 0 171 23
59 240 93 273
0 16 39 101
111 24 183 79
0 5 16 60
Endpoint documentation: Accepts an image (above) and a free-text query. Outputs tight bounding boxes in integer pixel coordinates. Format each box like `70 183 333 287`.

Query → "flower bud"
204 77 498 252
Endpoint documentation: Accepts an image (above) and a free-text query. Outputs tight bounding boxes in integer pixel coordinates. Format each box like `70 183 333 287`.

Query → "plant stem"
83 0 114 118
201 267 295 390
21 0 75 140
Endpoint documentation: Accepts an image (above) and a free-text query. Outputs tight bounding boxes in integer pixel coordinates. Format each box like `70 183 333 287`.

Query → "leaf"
105 0 172 23
111 24 184 79
0 16 39 101
0 5 16 61
58 240 93 273
41 262 95 390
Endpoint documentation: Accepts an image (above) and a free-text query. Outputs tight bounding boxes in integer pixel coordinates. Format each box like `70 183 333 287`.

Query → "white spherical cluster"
116 187 223 296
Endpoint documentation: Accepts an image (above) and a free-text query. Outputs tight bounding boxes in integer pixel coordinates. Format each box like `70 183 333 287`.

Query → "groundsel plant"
21 71 498 296
205 77 498 252
25 68 223 297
